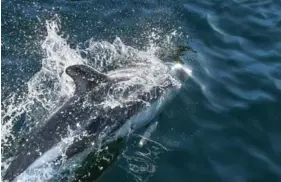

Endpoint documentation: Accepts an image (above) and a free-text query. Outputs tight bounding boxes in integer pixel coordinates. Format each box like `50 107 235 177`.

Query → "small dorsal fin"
66 64 108 93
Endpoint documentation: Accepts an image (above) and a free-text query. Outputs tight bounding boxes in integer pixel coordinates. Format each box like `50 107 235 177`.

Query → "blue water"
2 0 281 182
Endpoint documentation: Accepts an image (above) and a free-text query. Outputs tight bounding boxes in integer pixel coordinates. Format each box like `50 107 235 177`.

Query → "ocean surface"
2 0 281 182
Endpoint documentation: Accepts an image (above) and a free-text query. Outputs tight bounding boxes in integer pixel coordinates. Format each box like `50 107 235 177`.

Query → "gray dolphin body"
3 64 189 181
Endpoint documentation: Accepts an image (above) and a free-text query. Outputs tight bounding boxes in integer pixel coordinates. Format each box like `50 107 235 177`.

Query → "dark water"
2 0 281 181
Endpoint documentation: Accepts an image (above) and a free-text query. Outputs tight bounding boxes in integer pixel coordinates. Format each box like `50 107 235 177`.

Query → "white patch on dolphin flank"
113 63 192 138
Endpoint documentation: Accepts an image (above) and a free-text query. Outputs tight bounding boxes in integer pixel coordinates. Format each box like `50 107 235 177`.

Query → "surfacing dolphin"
3 62 191 182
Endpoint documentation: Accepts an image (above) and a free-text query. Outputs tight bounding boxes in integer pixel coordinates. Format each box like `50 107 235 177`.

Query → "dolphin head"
169 63 192 83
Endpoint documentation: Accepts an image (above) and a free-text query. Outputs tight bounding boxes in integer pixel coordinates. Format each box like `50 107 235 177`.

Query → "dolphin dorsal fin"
66 64 108 93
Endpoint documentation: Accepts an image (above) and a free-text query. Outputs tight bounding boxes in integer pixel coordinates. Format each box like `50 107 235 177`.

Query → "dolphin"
3 62 191 182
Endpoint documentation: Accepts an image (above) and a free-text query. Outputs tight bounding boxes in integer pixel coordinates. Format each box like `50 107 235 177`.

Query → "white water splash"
119 134 169 182
1 16 191 182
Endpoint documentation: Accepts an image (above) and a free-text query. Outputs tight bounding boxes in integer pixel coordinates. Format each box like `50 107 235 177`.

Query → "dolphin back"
66 64 109 93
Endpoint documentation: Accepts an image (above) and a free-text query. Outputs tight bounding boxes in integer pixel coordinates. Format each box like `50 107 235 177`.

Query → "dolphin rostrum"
3 63 191 181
